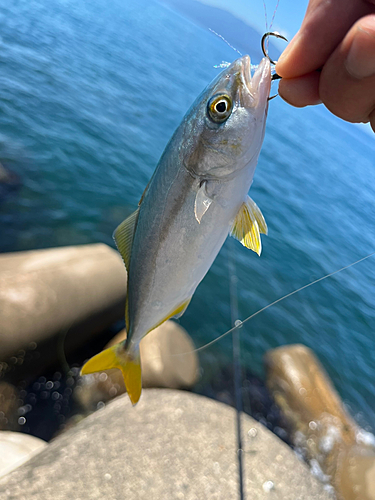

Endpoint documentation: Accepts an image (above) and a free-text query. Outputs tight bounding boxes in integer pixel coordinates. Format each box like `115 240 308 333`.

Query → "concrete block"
75 321 199 411
265 344 375 500
0 244 126 372
0 390 331 499
0 431 47 478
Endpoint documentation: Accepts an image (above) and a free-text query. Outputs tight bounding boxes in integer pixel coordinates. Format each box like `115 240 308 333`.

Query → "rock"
265 344 375 500
112 321 199 389
197 365 292 445
0 431 47 478
75 321 199 411
0 389 331 499
338 445 375 500
0 244 126 376
0 383 19 431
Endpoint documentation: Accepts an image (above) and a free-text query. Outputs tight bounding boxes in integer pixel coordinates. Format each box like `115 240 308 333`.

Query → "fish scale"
81 55 272 405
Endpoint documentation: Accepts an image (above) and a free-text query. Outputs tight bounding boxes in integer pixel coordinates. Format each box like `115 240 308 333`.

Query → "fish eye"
207 94 233 123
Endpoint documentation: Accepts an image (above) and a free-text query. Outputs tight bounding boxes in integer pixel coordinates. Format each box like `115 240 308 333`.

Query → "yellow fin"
230 196 267 255
113 208 139 272
113 209 139 333
246 196 267 235
170 297 192 320
81 344 142 405
138 180 150 206
147 298 192 334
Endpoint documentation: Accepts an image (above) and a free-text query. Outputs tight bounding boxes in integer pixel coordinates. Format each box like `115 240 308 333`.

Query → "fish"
81 54 272 405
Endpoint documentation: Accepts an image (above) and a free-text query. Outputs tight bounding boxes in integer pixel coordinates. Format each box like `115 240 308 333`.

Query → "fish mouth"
241 55 271 104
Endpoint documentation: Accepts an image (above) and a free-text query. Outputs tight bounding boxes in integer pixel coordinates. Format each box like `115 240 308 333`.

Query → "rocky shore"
0 244 374 499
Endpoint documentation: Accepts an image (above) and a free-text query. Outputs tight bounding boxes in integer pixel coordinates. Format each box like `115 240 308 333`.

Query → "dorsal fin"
138 180 151 206
230 196 267 256
113 208 139 272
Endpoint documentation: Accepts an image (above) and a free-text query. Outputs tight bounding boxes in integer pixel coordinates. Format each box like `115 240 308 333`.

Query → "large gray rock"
0 431 47 478
0 390 331 499
0 244 126 372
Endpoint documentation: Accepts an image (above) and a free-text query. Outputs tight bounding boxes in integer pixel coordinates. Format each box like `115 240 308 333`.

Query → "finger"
278 72 321 107
370 109 375 132
276 0 374 78
319 14 375 123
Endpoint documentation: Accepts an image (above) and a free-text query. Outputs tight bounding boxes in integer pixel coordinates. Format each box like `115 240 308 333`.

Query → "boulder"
0 383 19 431
0 389 331 499
0 244 126 376
0 431 47 478
75 321 199 411
265 344 375 500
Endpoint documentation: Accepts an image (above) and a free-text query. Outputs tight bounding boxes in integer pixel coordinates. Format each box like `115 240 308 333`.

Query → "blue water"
0 0 374 428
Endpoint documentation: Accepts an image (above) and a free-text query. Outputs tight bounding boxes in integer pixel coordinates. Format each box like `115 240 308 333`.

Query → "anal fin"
146 297 192 334
171 297 192 319
230 196 267 255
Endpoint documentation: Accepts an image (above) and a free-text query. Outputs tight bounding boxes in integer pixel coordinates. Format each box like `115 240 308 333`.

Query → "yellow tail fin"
80 343 142 405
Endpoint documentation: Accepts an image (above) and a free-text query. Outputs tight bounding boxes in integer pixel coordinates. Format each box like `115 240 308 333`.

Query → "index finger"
276 0 374 78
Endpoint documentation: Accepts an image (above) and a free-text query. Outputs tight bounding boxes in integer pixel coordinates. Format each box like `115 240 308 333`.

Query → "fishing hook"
261 31 288 99
261 31 288 71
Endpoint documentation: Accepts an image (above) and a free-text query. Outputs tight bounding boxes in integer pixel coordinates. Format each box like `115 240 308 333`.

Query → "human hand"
275 0 375 132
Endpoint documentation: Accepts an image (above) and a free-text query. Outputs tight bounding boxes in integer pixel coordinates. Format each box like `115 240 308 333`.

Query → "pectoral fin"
194 181 212 224
230 196 267 256
246 197 267 235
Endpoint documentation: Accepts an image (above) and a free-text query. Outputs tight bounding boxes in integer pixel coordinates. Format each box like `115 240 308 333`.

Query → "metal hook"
261 31 288 99
261 31 288 65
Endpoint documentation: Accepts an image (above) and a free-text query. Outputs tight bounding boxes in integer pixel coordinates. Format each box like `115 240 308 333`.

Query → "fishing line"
262 0 268 34
228 241 245 500
262 0 282 51
269 0 281 34
187 250 375 354
208 28 242 56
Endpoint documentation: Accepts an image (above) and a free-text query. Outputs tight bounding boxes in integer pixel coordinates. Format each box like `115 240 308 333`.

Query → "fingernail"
346 25 375 79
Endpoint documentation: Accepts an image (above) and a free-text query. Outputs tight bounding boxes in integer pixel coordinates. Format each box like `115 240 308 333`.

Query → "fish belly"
128 165 252 344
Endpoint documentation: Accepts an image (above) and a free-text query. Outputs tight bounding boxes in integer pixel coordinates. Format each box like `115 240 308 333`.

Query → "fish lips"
241 55 271 108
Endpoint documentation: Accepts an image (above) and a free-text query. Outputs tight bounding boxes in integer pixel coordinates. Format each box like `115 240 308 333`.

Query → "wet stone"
265 344 375 500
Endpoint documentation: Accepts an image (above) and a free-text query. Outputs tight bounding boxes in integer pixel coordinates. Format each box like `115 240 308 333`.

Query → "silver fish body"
127 56 271 349
81 55 271 404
